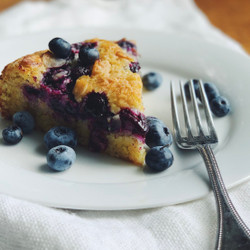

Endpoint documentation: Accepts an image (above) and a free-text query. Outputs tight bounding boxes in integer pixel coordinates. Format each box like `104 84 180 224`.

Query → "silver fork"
170 79 250 250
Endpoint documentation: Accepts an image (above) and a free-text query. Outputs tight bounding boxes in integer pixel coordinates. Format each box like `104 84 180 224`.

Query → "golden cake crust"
73 39 144 113
0 51 46 118
0 38 144 117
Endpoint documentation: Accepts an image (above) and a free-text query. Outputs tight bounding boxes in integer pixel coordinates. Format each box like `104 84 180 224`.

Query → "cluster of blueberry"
44 116 173 173
45 119 174 172
141 74 230 172
49 38 140 74
1 111 173 172
1 111 173 173
2 111 35 144
140 72 174 172
25 37 144 124
49 37 99 65
141 73 230 118
145 117 173 172
44 126 77 171
184 79 231 117
1 111 76 172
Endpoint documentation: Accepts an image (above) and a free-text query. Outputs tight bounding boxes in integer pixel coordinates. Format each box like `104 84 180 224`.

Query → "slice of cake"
0 37 148 165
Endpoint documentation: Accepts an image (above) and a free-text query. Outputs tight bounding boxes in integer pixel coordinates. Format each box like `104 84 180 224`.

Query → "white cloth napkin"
0 0 249 249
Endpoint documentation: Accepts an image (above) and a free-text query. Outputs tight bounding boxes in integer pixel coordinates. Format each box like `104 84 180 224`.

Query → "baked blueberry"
184 79 200 99
49 38 71 59
110 115 121 132
2 125 23 145
117 39 137 55
79 46 99 66
210 96 231 117
129 62 141 73
142 72 162 90
146 116 172 148
119 108 148 137
88 130 108 152
84 92 110 118
47 145 76 171
71 65 91 80
13 111 35 134
117 39 134 48
44 126 77 149
145 146 174 172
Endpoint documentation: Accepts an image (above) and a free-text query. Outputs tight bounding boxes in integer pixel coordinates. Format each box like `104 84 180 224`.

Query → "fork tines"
170 79 218 149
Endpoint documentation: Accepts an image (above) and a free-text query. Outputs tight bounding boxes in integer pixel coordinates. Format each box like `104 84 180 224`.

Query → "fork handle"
197 145 250 250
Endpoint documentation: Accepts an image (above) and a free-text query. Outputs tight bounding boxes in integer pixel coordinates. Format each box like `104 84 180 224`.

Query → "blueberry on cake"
0 37 148 165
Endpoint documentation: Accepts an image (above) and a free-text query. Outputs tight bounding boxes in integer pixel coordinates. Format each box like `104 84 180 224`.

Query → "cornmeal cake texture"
0 38 148 165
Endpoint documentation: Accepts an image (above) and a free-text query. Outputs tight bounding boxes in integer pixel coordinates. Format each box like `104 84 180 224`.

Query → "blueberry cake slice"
0 38 148 165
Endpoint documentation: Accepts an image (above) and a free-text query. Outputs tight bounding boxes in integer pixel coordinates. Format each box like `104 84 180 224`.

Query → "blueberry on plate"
2 125 23 145
146 116 165 127
13 111 35 134
146 116 173 148
47 145 76 171
184 79 200 99
44 126 77 150
198 82 220 102
49 37 71 59
142 72 163 90
210 96 231 117
79 46 99 66
145 146 174 172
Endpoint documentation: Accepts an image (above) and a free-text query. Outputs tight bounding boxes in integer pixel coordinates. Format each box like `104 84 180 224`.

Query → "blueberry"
44 126 77 149
146 116 165 127
117 39 137 56
146 116 172 148
13 111 35 134
117 39 136 52
202 82 220 102
210 96 231 117
145 146 174 172
47 145 76 171
79 46 99 66
119 108 148 136
184 79 200 99
142 72 162 90
71 65 91 80
129 62 141 73
2 125 23 145
184 80 220 102
84 92 110 118
49 38 71 59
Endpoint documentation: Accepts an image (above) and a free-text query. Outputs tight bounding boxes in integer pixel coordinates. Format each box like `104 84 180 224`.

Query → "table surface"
0 0 250 53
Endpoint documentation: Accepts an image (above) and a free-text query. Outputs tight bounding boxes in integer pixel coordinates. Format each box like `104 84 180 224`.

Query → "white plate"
0 28 249 210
